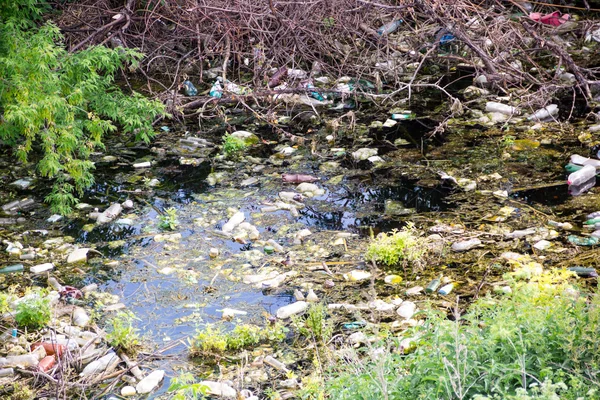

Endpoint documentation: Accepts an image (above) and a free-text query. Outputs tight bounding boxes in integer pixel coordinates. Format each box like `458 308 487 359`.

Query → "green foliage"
221 133 247 159
0 17 167 214
158 207 179 230
292 303 333 345
15 291 51 330
190 322 287 356
105 311 141 355
322 17 336 29
9 382 36 400
326 271 600 399
365 223 426 267
167 372 208 400
0 0 49 27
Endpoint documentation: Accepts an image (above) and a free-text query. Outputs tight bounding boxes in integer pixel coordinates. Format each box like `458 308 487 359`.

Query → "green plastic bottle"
0 264 24 274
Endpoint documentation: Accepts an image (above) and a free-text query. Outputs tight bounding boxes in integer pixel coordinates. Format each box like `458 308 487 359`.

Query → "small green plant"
106 311 141 355
365 223 426 267
15 291 52 330
322 16 336 28
190 324 228 354
292 303 333 345
226 324 262 350
15 291 52 329
168 372 208 400
221 133 248 159
158 207 179 230
501 134 516 148
190 322 287 356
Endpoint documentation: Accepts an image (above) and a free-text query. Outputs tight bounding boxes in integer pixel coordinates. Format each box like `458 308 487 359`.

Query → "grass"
365 223 426 268
323 269 600 400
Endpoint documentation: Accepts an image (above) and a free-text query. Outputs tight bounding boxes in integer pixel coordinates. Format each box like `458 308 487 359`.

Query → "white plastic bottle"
568 165 596 186
570 154 600 168
485 102 517 115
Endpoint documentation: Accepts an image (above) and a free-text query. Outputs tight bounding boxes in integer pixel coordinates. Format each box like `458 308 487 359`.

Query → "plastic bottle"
439 283 454 295
79 352 119 377
425 277 441 293
182 80 198 96
568 177 596 196
0 354 39 368
377 20 403 35
527 104 558 121
276 301 308 319
0 264 24 274
485 102 517 115
570 154 600 168
567 165 596 186
136 370 165 394
209 80 223 98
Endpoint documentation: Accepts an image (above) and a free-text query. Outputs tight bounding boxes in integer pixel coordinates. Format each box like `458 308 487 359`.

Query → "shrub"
292 303 333 345
365 223 426 267
326 270 600 399
0 6 167 214
15 292 51 330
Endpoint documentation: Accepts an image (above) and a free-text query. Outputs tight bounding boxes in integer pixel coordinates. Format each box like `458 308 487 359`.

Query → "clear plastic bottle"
568 164 596 186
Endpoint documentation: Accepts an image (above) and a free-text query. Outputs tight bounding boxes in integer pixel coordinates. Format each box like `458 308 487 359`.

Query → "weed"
158 207 179 231
15 291 51 330
326 270 600 399
292 303 333 345
226 324 262 350
105 311 141 355
168 372 208 400
221 133 248 159
189 322 287 356
365 223 426 268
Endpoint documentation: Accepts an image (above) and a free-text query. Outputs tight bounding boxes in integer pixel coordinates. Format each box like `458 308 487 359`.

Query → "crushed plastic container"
567 165 596 186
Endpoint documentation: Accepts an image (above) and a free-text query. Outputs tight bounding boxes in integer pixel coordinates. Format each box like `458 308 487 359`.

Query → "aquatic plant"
158 207 179 231
365 223 426 268
105 311 141 355
189 322 287 356
15 292 51 330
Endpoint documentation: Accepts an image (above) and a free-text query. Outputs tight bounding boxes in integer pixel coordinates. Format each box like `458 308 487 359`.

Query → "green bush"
326 270 600 399
15 292 51 329
365 223 426 267
0 5 167 214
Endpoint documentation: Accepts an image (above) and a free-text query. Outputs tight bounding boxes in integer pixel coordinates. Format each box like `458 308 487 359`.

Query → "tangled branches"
54 0 600 115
